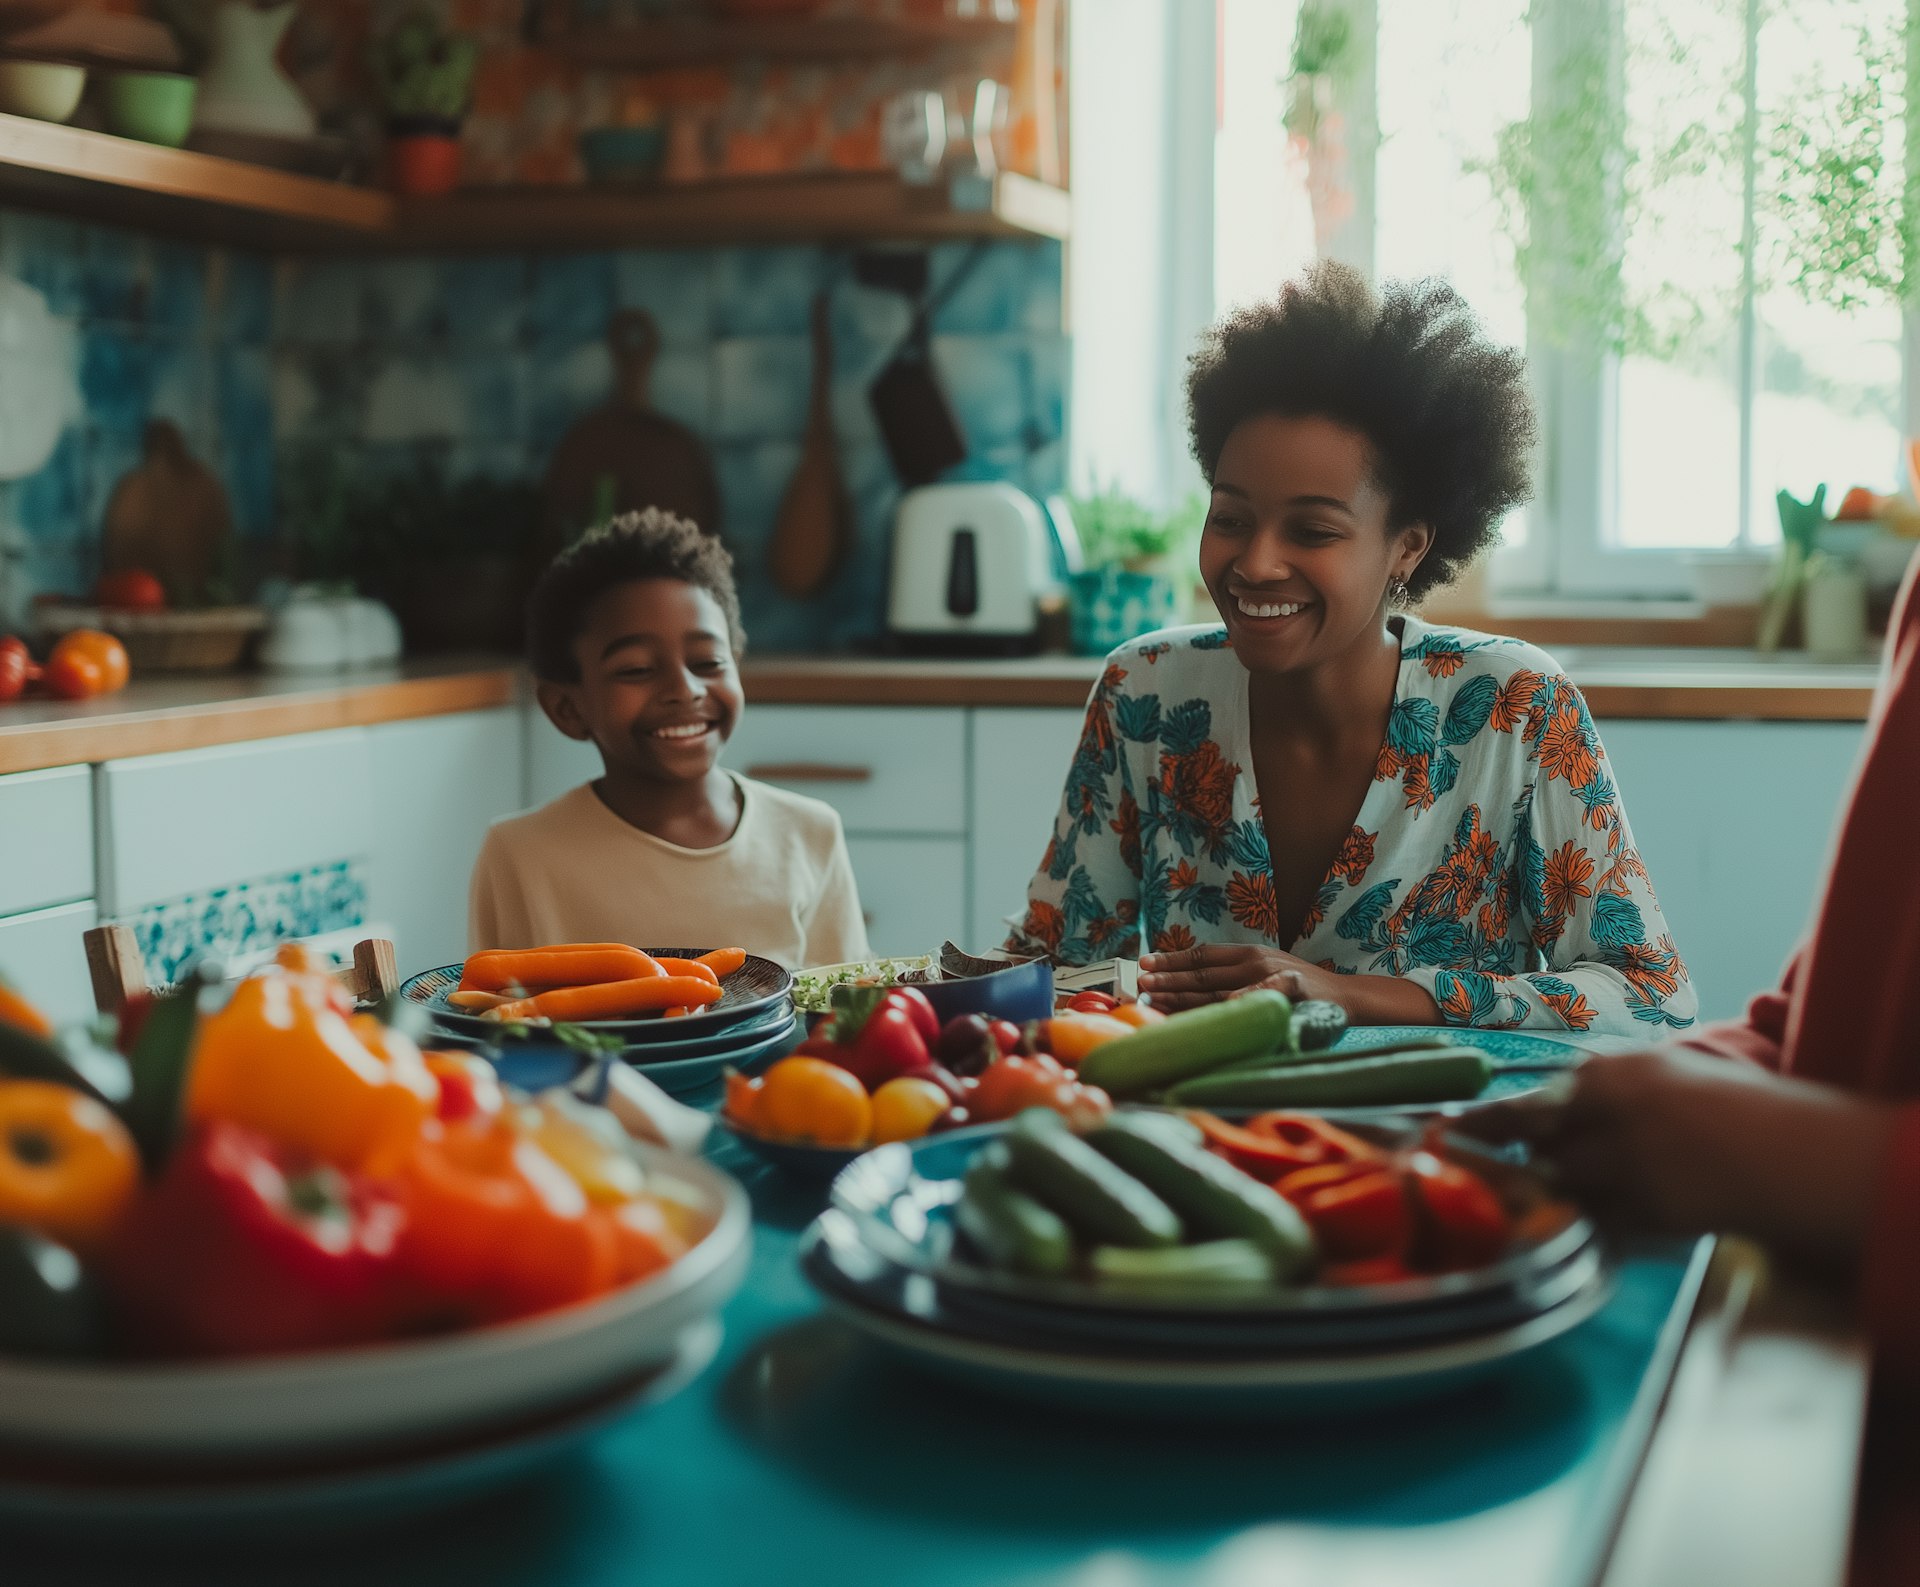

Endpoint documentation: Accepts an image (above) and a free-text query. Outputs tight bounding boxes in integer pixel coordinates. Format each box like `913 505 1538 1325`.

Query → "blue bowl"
914 959 1055 1026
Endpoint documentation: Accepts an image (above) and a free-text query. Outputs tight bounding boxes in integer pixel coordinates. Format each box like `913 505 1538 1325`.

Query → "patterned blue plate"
1330 1025 1587 1067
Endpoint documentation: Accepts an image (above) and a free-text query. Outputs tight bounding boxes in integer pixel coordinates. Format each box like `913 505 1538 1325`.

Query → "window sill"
1419 596 1762 649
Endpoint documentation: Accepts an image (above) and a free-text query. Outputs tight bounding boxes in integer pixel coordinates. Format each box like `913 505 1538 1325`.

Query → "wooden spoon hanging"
768 291 851 599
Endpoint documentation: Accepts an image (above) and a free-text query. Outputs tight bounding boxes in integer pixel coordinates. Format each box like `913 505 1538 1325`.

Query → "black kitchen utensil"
860 244 990 487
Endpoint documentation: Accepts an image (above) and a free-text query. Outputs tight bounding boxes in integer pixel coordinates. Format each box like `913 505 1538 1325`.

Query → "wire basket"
37 605 267 673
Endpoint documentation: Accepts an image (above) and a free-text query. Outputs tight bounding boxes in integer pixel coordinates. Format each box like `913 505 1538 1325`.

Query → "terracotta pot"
388 126 461 197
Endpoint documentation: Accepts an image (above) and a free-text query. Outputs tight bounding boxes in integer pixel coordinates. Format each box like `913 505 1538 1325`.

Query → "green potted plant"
1063 485 1201 656
370 7 478 197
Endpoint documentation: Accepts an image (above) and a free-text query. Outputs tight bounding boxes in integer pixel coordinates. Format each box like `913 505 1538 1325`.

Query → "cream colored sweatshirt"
468 777 871 970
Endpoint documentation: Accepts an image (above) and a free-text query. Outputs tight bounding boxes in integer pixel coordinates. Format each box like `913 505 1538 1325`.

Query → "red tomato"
41 649 104 700
93 570 167 612
0 636 28 703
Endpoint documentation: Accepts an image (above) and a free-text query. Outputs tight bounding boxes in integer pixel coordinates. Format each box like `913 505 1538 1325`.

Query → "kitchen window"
1078 0 1912 599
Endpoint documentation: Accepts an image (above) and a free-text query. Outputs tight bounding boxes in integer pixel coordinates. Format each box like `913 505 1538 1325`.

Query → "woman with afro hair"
1010 263 1695 1037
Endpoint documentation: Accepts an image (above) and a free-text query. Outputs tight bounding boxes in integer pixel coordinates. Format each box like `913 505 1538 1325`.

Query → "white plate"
0 1321 722 1536
0 1146 750 1461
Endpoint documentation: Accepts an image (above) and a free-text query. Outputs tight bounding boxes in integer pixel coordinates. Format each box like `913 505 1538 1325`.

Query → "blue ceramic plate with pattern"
626 1012 802 1098
400 950 793 1044
1330 1026 1587 1067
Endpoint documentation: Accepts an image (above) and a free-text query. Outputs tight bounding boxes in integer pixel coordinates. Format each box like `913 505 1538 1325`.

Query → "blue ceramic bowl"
913 959 1055 1026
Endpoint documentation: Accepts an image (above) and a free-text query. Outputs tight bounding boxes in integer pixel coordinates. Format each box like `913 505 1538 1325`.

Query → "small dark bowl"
914 959 1055 1027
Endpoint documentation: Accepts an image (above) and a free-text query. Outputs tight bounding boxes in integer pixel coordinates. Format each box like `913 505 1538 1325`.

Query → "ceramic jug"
193 2 315 140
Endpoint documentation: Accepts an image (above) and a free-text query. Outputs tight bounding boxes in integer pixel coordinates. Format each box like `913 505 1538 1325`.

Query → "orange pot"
389 132 461 197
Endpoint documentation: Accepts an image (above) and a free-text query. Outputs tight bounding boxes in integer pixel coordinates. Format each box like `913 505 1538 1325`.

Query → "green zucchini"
1164 1047 1494 1108
1289 1000 1349 1052
1001 1109 1183 1249
955 1148 1074 1277
1090 1238 1275 1294
1077 991 1292 1099
1086 1114 1315 1279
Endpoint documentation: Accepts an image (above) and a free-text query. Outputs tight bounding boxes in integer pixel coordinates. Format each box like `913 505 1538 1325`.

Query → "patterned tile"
615 250 713 348
149 241 208 335
78 329 160 434
930 334 1029 449
531 252 617 346
0 210 85 316
711 247 828 338
361 355 470 443
442 255 529 347
272 257 371 343
128 860 369 984
363 256 448 344
8 429 85 547
214 251 274 344
713 335 811 442
526 332 612 458
930 242 1039 336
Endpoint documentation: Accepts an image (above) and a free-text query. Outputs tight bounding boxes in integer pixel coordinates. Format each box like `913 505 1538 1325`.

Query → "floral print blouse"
1010 618 1697 1036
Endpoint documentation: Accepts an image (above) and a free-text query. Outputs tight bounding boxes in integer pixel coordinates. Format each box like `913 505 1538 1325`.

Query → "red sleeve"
1676 955 1799 1070
1863 1104 1920 1392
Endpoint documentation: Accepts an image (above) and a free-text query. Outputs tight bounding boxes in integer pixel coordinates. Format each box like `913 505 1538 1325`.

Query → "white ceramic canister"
1802 565 1870 660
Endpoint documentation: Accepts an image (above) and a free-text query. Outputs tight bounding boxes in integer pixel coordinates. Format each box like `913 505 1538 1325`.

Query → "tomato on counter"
0 636 31 703
42 630 130 699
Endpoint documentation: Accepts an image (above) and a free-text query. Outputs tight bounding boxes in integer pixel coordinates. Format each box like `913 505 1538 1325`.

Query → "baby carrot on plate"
460 945 663 993
486 975 725 1024
696 948 747 978
651 958 721 987
447 989 514 1011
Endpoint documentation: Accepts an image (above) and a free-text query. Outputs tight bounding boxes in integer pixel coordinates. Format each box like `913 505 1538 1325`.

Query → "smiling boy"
468 509 870 968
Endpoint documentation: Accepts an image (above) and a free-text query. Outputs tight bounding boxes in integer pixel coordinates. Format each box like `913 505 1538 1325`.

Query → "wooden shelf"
0 111 394 249
399 171 1069 250
535 12 1016 70
0 113 1067 249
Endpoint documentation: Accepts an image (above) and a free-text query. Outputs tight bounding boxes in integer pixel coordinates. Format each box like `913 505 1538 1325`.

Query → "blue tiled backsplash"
0 207 1067 652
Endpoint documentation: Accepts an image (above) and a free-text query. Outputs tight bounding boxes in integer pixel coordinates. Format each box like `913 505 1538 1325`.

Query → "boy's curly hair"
527 508 745 682
1185 261 1537 598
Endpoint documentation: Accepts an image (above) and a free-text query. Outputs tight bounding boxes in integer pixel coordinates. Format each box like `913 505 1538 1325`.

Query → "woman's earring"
1388 574 1411 606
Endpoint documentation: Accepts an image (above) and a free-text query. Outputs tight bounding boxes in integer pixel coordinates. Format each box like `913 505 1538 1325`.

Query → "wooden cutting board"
540 310 722 561
102 420 231 605
767 291 850 599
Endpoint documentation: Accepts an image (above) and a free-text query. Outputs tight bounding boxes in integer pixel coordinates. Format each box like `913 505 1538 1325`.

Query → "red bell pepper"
1066 989 1119 1014
1191 1111 1379 1182
1274 1160 1411 1262
1401 1148 1511 1270
106 1121 406 1357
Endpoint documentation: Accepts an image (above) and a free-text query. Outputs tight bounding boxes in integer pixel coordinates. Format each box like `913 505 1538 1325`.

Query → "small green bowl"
104 71 197 148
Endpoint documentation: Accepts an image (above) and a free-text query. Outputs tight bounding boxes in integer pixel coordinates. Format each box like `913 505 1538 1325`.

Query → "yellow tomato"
869 1076 950 1144
752 1057 871 1148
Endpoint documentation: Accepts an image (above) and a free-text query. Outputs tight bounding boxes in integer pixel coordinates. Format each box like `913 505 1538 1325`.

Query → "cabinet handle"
745 763 874 784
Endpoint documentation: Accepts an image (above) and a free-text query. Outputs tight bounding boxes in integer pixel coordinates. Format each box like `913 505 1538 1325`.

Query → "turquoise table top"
10 1137 1707 1587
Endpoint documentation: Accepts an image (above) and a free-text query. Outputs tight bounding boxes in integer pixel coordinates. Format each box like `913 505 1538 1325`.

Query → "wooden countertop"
0 656 520 775
0 645 1879 775
740 649 1881 721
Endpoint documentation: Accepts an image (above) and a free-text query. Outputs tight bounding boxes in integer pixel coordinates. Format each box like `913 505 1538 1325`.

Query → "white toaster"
885 482 1059 653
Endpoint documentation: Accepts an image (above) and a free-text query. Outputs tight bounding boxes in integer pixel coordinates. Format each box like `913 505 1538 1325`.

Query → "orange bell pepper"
387 1117 618 1324
0 981 53 1038
0 1079 139 1252
185 956 437 1172
1042 1012 1133 1066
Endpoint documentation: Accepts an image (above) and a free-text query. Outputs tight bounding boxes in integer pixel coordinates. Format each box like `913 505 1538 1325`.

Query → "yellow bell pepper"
185 954 437 1171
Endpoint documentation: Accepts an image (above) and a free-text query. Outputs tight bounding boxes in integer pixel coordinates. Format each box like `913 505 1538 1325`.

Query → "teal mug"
1069 568 1179 656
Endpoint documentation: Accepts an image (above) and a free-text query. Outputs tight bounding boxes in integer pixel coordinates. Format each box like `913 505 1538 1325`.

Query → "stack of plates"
400 950 801 1098
0 1144 751 1532
803 1120 1613 1418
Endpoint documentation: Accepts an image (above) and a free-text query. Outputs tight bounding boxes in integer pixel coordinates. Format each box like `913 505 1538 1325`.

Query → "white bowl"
1685 550 1775 608
0 1144 751 1461
0 60 86 123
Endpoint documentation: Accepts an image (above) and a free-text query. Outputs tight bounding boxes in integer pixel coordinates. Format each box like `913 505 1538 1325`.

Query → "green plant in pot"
370 7 478 198
1063 485 1201 657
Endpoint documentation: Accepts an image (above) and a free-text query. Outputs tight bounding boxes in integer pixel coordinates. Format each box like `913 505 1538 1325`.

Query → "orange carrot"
651 958 721 987
487 975 723 1024
447 989 514 1011
460 945 662 993
696 947 747 978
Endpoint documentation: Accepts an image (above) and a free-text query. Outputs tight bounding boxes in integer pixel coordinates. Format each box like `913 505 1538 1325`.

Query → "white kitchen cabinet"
1600 720 1866 1021
0 765 92 917
0 901 99 1026
968 708 1085 951
846 836 968 958
97 729 373 916
367 709 526 974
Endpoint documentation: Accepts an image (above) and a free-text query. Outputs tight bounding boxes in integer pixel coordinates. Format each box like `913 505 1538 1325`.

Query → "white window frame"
1323 0 1915 599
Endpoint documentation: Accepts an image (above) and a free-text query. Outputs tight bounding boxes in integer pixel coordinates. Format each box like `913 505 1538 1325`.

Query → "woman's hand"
1460 1047 1897 1267
1137 945 1440 1023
